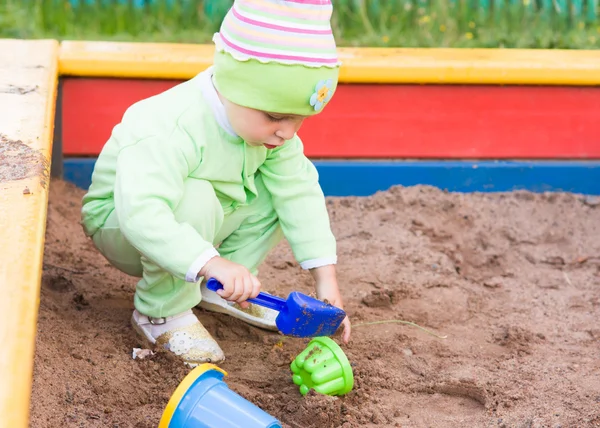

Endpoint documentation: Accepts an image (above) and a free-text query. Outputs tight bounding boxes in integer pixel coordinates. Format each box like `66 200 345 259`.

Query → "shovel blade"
276 292 346 338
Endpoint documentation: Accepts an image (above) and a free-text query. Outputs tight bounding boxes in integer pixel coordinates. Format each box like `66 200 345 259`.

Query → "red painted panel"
61 77 600 158
62 78 183 156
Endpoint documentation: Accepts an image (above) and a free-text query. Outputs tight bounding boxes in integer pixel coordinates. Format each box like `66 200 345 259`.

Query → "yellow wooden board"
60 41 600 85
59 41 214 79
0 39 59 428
338 47 600 85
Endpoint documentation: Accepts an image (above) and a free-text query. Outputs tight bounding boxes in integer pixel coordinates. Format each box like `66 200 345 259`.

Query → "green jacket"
81 69 336 282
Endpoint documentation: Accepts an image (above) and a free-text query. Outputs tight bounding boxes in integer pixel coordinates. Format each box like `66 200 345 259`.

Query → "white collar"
198 67 238 138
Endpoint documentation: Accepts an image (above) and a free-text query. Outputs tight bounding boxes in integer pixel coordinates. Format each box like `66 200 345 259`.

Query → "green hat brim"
213 50 339 116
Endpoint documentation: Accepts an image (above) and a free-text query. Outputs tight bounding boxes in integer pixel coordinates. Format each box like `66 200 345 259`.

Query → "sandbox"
31 180 600 427
2 40 600 428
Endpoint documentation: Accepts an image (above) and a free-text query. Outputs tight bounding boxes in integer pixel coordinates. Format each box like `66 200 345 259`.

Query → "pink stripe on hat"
214 0 339 68
220 32 339 64
231 7 331 35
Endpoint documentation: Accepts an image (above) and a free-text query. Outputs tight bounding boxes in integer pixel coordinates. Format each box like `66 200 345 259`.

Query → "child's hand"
311 266 351 344
200 257 260 309
316 283 351 344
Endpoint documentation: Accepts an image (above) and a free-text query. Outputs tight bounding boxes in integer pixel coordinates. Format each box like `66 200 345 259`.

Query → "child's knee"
91 225 143 277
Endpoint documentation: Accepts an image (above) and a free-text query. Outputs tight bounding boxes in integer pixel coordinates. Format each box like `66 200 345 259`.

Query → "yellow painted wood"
59 41 214 79
338 47 600 85
0 39 59 428
59 41 600 85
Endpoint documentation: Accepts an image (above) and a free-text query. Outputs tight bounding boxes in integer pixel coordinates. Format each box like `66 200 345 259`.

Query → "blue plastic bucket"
160 364 281 428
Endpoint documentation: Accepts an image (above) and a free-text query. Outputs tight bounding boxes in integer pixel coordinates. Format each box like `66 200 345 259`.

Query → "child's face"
220 95 306 149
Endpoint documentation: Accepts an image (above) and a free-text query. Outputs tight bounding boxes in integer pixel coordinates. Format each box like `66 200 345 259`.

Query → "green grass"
1 0 599 48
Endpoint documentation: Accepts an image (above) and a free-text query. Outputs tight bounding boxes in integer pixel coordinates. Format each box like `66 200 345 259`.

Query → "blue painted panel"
314 161 600 196
64 158 96 190
63 158 600 197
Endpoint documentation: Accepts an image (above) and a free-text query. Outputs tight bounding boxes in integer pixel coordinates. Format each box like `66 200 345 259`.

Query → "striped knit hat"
212 0 340 116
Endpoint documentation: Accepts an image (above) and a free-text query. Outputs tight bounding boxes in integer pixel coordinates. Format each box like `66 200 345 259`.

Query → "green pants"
91 176 283 317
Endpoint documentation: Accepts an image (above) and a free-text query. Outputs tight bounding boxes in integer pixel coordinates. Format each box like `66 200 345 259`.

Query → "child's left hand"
316 283 351 344
311 265 351 344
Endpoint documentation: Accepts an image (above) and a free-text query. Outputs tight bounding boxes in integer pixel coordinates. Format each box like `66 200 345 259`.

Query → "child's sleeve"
258 135 336 269
113 128 218 282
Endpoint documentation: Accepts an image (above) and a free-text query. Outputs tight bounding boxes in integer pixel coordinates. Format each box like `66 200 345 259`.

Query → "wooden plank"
0 39 59 428
60 78 600 159
61 77 181 155
63 158 600 196
59 41 600 85
312 161 600 196
59 41 214 79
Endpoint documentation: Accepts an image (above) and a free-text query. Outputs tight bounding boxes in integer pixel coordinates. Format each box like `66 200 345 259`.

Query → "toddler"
81 0 350 366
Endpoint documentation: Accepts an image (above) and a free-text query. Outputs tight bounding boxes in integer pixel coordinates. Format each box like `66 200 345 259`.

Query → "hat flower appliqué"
310 79 334 112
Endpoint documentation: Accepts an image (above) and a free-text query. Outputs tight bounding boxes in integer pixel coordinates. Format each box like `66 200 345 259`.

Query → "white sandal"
197 283 279 331
131 309 225 365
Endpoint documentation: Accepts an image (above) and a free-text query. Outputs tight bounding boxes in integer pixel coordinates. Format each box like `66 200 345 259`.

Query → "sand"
30 179 600 427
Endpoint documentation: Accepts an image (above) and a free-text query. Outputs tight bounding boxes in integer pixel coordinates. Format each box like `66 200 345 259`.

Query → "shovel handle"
206 278 286 312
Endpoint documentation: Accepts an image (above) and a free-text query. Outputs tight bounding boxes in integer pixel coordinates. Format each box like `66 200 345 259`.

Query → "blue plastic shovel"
206 278 346 338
